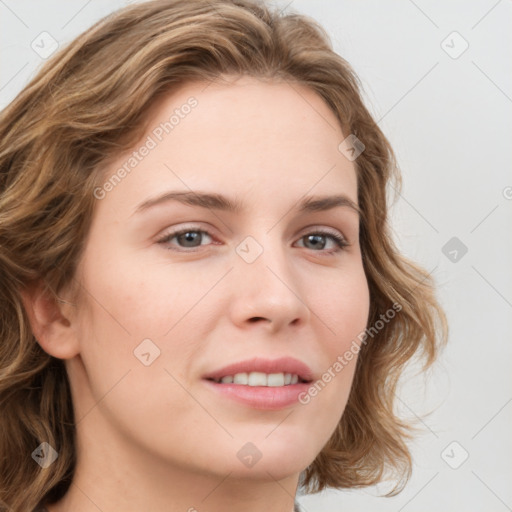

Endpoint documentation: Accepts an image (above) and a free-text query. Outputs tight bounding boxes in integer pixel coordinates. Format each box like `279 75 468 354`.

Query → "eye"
156 226 349 254
157 227 214 251
295 230 349 254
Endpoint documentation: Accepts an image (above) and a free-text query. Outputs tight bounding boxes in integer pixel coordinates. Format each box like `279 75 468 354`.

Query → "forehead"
96 76 358 215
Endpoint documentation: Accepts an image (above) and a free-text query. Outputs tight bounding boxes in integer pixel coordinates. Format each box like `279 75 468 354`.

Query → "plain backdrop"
1 1 511 511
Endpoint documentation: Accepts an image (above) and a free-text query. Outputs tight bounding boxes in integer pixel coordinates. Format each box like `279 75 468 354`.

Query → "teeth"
267 373 284 387
216 372 302 386
233 373 248 385
248 372 267 386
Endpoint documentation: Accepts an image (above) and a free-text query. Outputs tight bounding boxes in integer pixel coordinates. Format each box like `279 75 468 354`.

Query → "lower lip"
203 379 311 410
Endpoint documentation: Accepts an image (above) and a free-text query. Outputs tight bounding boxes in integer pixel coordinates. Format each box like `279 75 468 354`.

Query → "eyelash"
156 226 349 255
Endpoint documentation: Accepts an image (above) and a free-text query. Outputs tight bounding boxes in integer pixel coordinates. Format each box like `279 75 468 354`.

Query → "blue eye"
157 227 349 254
158 229 213 250
297 231 349 252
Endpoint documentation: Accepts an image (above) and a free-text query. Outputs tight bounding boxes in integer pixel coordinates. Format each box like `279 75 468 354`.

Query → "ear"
20 279 80 360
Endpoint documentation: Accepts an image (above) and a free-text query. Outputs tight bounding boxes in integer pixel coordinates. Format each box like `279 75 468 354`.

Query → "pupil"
306 234 325 250
179 231 200 247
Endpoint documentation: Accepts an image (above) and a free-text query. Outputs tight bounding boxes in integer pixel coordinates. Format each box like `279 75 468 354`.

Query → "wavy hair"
0 0 447 510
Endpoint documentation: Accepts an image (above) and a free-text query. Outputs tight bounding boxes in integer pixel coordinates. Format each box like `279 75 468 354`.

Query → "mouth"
202 357 314 410
205 372 311 386
202 356 314 385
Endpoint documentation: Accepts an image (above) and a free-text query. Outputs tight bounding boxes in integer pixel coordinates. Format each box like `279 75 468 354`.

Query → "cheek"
72 255 210 404
316 266 370 351
78 255 176 339
302 266 369 415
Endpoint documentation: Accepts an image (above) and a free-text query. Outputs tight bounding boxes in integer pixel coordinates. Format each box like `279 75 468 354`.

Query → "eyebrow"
133 190 360 216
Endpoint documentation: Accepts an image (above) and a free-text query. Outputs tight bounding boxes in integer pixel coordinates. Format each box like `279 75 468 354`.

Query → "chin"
222 435 318 480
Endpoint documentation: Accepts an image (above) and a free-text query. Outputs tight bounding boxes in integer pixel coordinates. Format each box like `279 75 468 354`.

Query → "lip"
202 356 314 383
202 356 314 410
203 380 311 410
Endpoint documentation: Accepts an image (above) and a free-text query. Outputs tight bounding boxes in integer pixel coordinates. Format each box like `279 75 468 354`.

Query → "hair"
0 0 447 510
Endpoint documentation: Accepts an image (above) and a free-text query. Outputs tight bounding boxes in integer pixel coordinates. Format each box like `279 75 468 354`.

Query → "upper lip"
202 356 314 383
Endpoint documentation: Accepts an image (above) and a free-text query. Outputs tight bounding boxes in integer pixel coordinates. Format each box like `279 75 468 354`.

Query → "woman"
0 1 447 511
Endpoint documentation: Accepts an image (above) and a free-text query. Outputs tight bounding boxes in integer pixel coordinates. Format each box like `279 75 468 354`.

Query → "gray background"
1 1 511 511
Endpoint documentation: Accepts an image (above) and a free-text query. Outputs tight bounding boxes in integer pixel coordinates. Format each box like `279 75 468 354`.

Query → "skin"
23 75 370 512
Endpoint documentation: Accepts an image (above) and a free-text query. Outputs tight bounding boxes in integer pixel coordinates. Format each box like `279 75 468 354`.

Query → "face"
65 76 370 481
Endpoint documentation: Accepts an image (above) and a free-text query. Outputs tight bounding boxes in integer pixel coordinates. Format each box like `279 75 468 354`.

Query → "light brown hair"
0 1 447 510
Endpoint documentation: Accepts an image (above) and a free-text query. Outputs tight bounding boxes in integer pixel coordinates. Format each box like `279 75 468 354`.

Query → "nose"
228 235 311 332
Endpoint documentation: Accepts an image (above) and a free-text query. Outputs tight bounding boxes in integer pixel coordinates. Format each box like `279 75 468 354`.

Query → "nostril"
249 317 267 323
